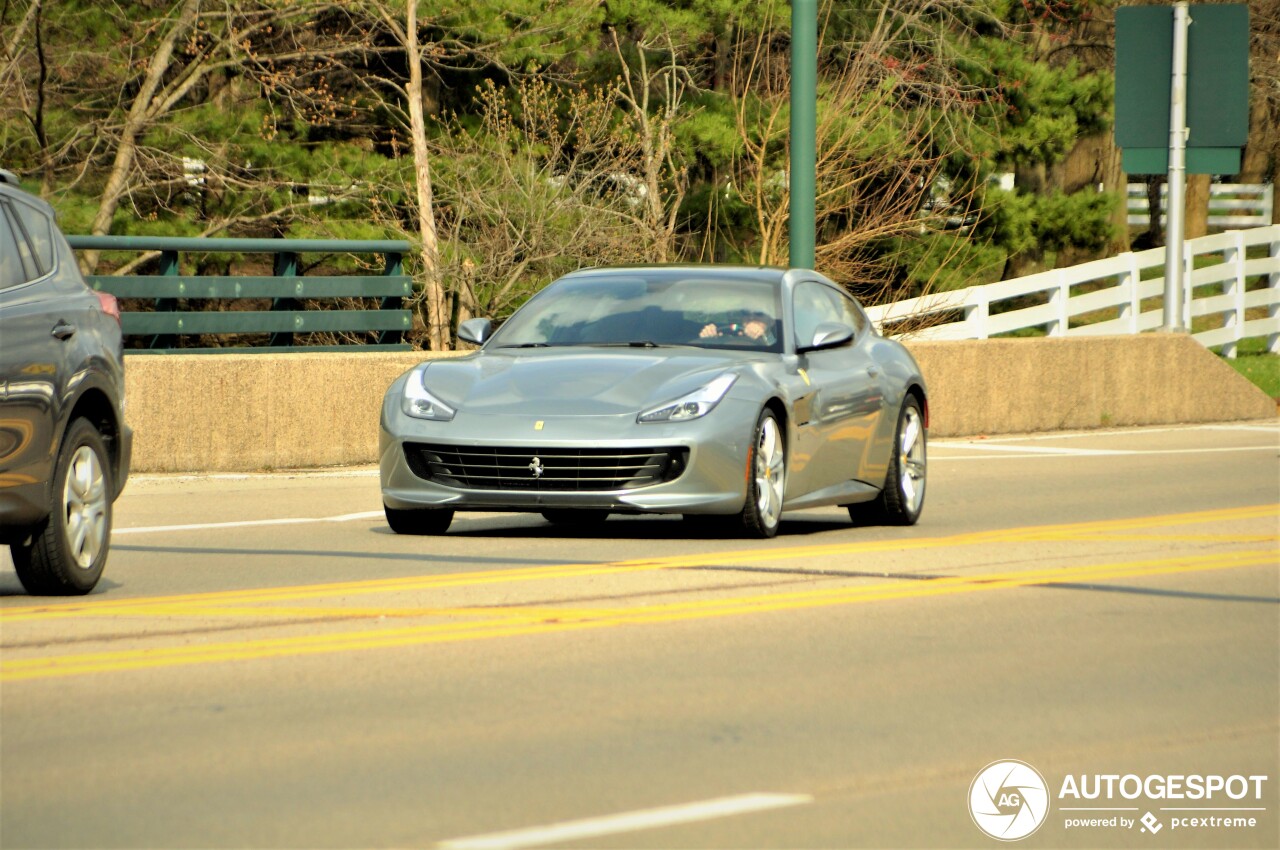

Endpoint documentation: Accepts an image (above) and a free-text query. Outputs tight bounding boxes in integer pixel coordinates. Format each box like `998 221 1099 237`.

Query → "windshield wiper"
498 342 551 348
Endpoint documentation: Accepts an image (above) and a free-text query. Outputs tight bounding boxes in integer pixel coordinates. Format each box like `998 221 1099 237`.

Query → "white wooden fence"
865 225 1280 358
1127 182 1274 229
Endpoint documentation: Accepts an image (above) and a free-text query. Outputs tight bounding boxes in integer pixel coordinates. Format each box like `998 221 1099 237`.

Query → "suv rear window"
0 203 27 289
7 197 55 277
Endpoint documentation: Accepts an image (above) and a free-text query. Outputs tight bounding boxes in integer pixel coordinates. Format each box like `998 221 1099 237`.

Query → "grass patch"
1219 338 1280 398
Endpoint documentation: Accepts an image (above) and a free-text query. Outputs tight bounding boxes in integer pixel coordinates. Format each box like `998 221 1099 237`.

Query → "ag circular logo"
969 760 1050 841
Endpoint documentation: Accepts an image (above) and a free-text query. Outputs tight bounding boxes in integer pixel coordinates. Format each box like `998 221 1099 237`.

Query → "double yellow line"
2 504 1276 682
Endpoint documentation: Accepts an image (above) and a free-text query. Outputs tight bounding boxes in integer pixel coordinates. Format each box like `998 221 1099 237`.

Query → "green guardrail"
66 236 415 353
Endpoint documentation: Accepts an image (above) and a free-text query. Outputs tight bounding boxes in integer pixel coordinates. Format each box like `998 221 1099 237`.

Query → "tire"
11 418 113 595
735 408 785 538
853 395 926 526
384 504 454 535
541 509 610 525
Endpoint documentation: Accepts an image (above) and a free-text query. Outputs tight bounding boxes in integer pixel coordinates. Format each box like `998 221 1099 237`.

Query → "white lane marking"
932 421 1277 446
436 793 812 850
935 444 1124 456
329 510 386 522
115 511 383 536
934 446 1279 461
131 468 380 483
1201 424 1280 434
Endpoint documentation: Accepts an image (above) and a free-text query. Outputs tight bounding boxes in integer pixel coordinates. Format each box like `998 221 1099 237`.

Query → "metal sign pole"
1162 1 1190 332
788 0 816 270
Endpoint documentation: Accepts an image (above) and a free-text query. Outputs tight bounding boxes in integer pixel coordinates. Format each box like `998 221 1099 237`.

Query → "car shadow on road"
0 574 126 597
95 544 592 571
436 512 856 540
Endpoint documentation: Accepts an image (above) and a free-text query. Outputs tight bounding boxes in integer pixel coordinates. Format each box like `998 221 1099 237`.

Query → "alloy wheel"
63 445 109 569
898 404 926 516
754 415 785 529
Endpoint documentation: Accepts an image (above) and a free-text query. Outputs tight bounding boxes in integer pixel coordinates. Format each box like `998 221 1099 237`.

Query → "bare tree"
7 0 378 272
609 28 693 262
81 0 200 272
436 79 656 317
1243 0 1279 223
366 1 449 350
335 0 601 349
726 0 990 302
1 0 51 191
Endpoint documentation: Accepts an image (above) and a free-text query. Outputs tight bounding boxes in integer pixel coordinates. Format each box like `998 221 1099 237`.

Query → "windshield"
488 273 784 353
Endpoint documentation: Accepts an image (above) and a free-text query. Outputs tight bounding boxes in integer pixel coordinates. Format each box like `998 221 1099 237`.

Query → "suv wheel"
11 418 113 595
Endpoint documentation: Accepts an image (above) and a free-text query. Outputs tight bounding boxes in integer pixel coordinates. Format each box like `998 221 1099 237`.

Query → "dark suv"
0 170 131 594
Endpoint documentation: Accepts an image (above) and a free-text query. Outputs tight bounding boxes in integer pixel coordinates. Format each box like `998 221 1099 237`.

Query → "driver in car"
700 310 773 342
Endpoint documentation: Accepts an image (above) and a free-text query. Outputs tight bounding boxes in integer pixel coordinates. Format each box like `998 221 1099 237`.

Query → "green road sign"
1115 4 1249 175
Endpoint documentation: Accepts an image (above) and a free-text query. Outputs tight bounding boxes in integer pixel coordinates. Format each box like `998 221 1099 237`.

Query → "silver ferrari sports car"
379 266 927 538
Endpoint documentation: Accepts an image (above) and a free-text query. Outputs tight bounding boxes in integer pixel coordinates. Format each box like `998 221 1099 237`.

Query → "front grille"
404 443 689 491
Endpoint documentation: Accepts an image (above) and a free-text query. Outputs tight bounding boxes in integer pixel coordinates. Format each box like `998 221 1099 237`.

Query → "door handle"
866 366 879 378
51 321 77 340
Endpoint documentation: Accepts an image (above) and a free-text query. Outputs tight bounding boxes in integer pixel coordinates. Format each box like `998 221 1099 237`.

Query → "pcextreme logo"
969 760 1051 841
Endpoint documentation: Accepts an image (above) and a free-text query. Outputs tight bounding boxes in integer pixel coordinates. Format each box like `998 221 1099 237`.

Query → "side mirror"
797 321 854 354
457 317 493 346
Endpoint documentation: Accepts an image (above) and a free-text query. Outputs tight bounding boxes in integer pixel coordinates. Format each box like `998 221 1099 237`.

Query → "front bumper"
379 402 757 515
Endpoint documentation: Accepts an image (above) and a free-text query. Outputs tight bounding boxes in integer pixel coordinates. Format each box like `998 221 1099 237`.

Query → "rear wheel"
384 505 454 535
11 418 113 595
735 409 785 538
852 395 926 526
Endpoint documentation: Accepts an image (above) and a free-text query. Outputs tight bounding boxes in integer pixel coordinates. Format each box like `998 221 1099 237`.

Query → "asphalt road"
2 422 1278 849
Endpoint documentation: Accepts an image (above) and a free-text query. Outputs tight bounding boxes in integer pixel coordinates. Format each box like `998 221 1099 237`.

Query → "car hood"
417 348 752 416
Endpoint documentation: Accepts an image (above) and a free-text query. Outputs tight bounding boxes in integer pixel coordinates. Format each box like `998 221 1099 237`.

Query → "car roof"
565 263 783 277
560 265 791 284
557 265 845 295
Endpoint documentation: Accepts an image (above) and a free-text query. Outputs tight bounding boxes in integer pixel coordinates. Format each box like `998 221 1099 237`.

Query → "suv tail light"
94 290 121 324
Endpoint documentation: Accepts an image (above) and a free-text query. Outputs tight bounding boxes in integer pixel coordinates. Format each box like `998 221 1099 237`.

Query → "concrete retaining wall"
123 335 1275 472
124 352 431 473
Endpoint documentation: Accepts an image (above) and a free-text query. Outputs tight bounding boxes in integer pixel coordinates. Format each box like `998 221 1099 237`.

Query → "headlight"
638 374 737 423
402 368 456 421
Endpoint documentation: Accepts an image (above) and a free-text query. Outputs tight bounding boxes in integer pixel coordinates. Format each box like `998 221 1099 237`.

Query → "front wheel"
735 409 785 538
11 418 113 595
853 395 926 526
384 505 454 535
